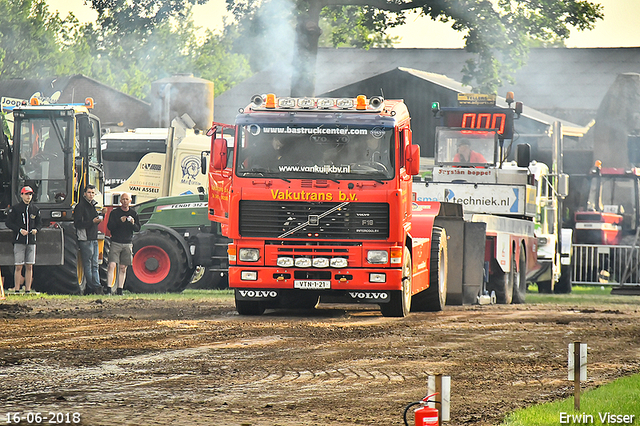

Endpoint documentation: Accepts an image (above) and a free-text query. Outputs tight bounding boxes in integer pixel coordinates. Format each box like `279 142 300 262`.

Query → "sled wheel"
554 264 573 294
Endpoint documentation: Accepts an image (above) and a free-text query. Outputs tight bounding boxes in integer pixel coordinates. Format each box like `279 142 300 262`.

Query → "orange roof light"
84 97 95 109
506 92 515 103
30 97 40 106
265 94 276 109
595 160 602 169
356 95 367 110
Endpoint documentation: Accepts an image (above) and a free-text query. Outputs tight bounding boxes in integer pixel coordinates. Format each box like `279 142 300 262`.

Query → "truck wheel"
412 227 448 312
512 246 527 304
488 257 513 304
34 222 83 295
380 247 412 317
127 230 192 293
554 264 573 294
235 291 266 316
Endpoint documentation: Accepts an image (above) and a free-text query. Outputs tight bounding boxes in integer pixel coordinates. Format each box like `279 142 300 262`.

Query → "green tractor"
125 192 229 293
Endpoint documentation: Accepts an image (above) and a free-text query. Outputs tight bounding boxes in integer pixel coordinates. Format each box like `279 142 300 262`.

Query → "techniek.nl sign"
414 184 521 215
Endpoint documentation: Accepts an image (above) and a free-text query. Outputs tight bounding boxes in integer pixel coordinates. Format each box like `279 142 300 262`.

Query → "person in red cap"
5 186 41 293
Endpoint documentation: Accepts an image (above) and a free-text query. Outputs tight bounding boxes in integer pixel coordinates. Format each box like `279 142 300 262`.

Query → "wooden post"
574 341 581 411
435 374 442 426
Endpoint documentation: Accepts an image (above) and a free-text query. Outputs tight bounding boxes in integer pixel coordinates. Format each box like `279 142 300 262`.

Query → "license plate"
294 280 330 290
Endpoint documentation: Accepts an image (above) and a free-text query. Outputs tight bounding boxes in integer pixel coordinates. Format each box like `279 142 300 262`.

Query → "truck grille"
239 200 389 240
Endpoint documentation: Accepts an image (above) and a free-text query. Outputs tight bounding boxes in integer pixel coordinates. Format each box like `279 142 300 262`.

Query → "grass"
502 374 640 425
526 284 640 309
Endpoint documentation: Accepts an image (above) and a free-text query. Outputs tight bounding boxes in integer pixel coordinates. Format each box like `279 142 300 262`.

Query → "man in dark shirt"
73 185 104 295
6 186 41 293
106 193 140 295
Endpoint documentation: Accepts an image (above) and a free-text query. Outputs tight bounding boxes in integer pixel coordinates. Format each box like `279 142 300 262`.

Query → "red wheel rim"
132 245 171 284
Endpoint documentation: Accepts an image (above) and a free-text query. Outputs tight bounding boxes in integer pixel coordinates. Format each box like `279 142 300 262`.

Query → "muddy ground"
1 292 639 426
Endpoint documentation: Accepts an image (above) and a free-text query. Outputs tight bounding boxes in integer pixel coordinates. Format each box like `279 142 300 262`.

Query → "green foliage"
226 0 603 94
502 374 640 426
0 0 90 79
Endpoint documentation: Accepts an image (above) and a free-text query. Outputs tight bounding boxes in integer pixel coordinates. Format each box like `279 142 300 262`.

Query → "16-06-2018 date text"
5 412 81 424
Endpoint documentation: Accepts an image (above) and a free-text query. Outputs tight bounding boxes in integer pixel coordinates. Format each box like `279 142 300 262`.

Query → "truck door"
207 125 233 226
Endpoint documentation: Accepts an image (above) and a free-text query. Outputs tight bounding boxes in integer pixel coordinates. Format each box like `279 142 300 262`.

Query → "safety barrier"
572 244 640 285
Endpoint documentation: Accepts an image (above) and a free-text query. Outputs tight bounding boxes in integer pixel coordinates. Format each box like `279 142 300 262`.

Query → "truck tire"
127 230 192 293
488 257 513 304
554 264 573 294
512 246 527 304
380 246 412 317
412 227 448 312
34 222 83 295
235 292 266 316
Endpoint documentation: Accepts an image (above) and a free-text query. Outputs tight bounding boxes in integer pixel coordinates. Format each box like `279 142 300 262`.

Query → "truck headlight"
241 271 258 281
369 273 386 283
330 257 348 268
312 257 330 268
238 248 260 262
367 250 388 264
295 257 312 268
277 257 294 267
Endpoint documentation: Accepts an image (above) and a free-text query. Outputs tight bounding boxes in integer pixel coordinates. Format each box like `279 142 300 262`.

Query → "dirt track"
1 292 639 426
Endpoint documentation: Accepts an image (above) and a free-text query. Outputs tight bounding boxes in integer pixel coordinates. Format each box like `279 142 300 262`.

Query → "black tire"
537 280 553 293
487 257 513 304
380 246 412 317
512 246 527 304
235 292 266 316
412 227 448 312
126 230 193 293
1 266 15 290
34 222 83 295
100 237 115 290
555 264 573 294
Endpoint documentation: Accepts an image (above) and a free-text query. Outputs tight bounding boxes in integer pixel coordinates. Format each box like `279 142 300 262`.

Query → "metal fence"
572 244 640 285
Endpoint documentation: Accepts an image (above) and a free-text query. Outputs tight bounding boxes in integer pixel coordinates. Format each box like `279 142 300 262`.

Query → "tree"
227 0 603 95
0 0 93 79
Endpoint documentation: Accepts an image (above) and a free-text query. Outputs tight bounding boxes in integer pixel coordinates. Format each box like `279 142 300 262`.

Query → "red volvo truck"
204 94 461 316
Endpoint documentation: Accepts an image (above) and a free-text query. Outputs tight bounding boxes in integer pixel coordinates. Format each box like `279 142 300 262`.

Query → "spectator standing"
6 186 41 293
106 193 140 295
74 185 104 295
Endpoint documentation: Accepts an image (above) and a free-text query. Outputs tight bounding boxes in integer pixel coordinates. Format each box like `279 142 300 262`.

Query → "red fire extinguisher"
403 393 440 426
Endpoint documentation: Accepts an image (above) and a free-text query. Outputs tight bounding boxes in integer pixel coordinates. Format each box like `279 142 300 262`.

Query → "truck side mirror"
212 138 228 170
200 151 209 175
405 144 420 175
558 173 569 198
516 143 531 167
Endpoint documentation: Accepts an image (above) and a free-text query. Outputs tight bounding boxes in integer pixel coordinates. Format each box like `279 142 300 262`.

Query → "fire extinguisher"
403 393 440 426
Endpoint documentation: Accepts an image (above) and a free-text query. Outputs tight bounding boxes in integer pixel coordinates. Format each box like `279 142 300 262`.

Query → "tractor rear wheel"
34 222 83 295
127 230 192 293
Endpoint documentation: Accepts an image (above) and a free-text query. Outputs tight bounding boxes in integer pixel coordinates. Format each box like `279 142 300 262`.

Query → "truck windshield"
236 124 394 180
435 128 496 167
17 116 69 204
